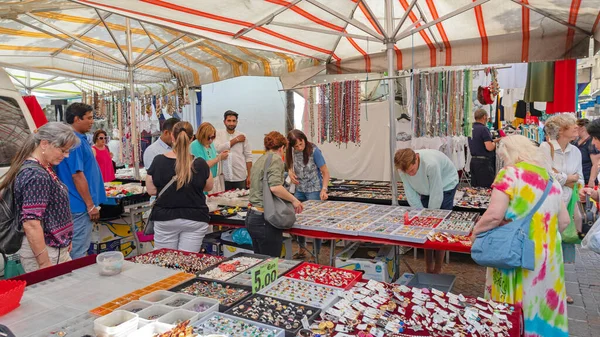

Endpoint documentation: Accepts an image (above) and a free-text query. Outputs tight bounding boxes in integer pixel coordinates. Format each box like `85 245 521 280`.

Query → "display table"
3 250 522 337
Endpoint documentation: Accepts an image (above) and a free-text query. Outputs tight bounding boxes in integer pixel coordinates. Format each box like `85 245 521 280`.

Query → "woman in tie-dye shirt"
473 135 570 337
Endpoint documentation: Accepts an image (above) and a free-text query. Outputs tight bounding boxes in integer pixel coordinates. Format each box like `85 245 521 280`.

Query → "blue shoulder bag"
471 176 553 271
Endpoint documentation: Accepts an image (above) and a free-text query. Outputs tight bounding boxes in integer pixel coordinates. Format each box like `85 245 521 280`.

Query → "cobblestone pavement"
302 242 600 336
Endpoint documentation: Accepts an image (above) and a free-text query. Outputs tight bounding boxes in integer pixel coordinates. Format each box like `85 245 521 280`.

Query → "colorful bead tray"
129 248 224 274
258 277 339 309
90 272 194 316
405 217 443 229
225 294 321 336
170 277 252 311
284 262 362 290
192 312 285 337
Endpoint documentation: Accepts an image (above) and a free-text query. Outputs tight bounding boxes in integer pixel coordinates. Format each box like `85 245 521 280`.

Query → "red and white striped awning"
74 0 600 74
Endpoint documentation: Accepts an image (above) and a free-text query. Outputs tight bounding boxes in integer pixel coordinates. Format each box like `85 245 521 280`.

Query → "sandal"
293 250 307 259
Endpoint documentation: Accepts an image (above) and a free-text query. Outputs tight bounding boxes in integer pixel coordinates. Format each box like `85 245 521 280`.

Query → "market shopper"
394 148 458 274
0 123 80 272
190 122 229 192
146 121 213 252
286 129 330 259
468 109 498 187
539 113 582 305
214 110 253 190
92 129 115 182
56 103 106 259
472 135 570 337
572 118 600 187
247 131 303 257
143 117 179 169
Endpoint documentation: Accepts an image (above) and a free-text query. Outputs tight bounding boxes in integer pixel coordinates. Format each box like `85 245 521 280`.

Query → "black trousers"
470 157 496 188
225 180 247 191
245 209 283 257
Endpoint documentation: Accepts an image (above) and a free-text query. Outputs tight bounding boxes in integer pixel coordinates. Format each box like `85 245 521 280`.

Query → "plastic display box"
93 310 138 337
157 309 199 325
406 272 457 293
169 277 252 312
191 312 285 337
196 252 268 281
136 305 173 327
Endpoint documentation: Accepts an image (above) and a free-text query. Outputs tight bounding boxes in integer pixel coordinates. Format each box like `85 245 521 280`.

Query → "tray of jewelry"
192 312 285 337
225 294 321 337
445 211 480 222
404 216 443 229
129 249 224 274
170 277 252 312
434 219 476 236
360 222 407 240
326 219 372 236
293 217 334 230
389 226 430 244
418 209 452 220
284 262 363 290
196 252 267 281
313 279 516 337
258 277 339 309
228 258 302 287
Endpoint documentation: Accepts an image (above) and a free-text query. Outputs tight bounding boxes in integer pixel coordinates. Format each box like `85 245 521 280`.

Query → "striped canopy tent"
72 0 600 75
0 0 318 90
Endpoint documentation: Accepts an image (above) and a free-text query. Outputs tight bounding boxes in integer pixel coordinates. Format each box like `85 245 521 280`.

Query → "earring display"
197 253 266 281
455 187 492 209
311 279 516 337
130 249 224 274
284 262 362 289
226 294 320 336
258 277 339 309
171 278 252 311
427 231 473 246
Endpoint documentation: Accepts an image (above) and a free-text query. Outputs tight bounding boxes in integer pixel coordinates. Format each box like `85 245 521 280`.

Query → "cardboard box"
88 235 138 258
335 243 397 283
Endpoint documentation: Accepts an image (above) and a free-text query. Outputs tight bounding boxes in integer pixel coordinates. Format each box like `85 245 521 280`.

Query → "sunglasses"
97 137 106 140
208 135 216 140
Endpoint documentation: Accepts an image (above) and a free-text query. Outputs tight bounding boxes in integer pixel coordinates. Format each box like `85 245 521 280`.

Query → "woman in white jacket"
539 113 582 304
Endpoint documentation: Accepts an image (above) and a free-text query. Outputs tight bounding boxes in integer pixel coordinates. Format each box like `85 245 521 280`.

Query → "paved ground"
296 241 600 336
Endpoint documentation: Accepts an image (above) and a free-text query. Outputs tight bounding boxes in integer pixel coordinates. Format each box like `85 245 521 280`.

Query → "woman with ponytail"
0 122 80 272
145 121 213 252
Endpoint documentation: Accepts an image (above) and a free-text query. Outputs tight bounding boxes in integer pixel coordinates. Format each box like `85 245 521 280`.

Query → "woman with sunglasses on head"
92 129 115 182
190 122 229 181
0 122 80 272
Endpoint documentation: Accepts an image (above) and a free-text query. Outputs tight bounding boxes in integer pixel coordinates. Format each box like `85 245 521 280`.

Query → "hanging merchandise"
413 70 472 138
309 87 315 140
316 80 361 145
476 67 499 105
546 59 577 114
524 62 555 102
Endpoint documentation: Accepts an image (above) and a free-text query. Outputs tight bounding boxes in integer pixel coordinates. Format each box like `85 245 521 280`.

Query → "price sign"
251 258 278 293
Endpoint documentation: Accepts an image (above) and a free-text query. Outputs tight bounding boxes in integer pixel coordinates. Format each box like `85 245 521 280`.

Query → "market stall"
2 249 521 337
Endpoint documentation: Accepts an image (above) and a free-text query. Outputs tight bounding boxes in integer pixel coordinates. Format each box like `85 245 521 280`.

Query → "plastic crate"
406 272 456 293
93 310 138 337
157 309 199 325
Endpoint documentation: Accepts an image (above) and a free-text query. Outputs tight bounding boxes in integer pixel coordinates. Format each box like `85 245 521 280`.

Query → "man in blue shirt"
56 103 106 259
468 109 498 187
395 148 459 274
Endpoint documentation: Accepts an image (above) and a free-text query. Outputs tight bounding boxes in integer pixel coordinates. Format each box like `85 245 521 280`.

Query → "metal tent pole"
385 0 398 206
126 18 140 180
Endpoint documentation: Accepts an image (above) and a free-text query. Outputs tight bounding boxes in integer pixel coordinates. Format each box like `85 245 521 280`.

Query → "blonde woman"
146 121 213 252
473 135 569 337
190 122 228 180
539 114 582 303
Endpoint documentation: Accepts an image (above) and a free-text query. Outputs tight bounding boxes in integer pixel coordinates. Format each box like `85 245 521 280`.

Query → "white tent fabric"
0 0 317 88
74 0 600 73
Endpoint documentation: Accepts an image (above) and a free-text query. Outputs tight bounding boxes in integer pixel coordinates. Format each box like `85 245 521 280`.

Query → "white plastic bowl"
97 251 125 276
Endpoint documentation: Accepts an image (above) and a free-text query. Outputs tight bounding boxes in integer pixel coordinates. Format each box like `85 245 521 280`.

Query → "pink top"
93 145 115 182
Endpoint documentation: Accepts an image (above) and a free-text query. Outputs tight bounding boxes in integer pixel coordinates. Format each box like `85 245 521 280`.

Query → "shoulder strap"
156 176 177 200
526 176 554 220
263 153 273 181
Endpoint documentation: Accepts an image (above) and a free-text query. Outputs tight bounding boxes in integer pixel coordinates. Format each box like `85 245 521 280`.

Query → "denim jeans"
294 191 322 250
420 185 458 211
245 209 283 257
71 212 93 259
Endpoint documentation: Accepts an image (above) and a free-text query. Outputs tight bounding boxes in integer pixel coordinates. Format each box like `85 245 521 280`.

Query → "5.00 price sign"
251 258 278 293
